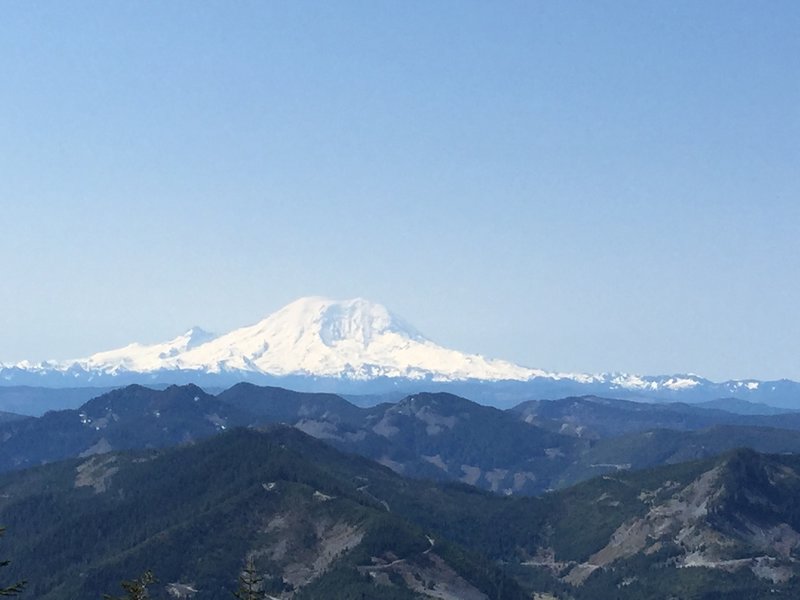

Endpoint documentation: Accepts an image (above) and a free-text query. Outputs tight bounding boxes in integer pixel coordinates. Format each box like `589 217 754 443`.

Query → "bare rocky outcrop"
74 454 119 493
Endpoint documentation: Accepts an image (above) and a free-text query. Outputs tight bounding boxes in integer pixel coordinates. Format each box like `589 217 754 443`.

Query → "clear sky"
1 1 798 381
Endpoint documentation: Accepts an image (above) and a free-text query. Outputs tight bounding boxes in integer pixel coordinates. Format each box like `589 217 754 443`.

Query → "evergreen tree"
103 570 157 600
0 527 24 596
233 558 264 600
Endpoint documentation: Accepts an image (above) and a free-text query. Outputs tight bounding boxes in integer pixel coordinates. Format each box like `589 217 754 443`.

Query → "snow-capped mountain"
80 326 217 372
2 296 799 408
71 297 543 381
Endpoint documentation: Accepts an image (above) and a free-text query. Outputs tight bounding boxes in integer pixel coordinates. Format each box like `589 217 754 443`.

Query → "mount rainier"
68 296 537 381
2 296 797 407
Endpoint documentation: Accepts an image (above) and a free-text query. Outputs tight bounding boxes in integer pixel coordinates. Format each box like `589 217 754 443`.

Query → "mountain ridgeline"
5 384 800 497
3 426 800 598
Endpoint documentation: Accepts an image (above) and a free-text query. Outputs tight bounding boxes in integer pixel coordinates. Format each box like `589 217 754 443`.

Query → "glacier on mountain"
0 297 794 407
34 297 545 382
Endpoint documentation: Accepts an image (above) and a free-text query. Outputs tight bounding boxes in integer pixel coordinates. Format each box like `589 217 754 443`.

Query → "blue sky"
1 1 798 380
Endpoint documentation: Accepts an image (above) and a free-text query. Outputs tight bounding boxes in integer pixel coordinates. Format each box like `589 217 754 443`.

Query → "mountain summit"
4 296 799 408
59 297 540 382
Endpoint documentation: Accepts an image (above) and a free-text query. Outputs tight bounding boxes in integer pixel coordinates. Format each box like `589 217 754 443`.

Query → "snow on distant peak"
77 326 218 373
604 372 704 392
2 296 795 400
182 327 217 348
732 380 760 391
0 297 729 389
315 297 427 347
172 296 535 380
47 296 543 382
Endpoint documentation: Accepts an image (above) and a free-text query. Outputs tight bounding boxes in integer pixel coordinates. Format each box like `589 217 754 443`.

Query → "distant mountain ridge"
4 296 800 407
8 383 800 495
